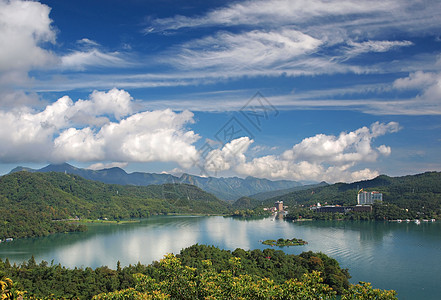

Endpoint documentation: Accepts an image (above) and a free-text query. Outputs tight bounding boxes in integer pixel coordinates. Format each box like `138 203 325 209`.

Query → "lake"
1 216 440 299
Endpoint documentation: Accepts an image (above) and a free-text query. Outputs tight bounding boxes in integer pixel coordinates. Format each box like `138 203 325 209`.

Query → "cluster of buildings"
263 189 383 215
310 189 382 213
264 200 287 213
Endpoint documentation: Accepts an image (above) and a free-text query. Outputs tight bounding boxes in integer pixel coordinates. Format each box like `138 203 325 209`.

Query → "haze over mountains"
10 163 302 201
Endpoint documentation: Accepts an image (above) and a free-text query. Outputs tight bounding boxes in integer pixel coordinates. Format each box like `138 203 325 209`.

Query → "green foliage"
231 196 262 210
262 238 308 246
0 172 230 239
0 207 87 240
177 244 349 294
0 245 396 300
94 253 396 300
229 208 272 218
94 254 337 300
342 282 398 300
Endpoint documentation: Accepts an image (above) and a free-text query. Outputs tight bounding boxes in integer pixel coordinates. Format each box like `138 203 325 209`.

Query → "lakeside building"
275 201 284 212
264 201 287 213
309 189 380 215
357 190 383 205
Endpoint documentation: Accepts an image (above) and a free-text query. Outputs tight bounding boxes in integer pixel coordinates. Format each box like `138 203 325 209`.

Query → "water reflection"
1 216 440 300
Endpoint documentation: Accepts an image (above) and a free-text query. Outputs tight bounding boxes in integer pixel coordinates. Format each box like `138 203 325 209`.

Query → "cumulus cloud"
204 137 253 172
53 109 199 167
0 89 200 167
0 0 56 73
282 121 399 164
0 0 129 94
205 122 400 183
73 88 134 121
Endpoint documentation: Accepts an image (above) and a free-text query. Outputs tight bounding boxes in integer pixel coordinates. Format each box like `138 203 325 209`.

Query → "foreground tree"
342 282 398 300
1 276 23 300
93 254 396 300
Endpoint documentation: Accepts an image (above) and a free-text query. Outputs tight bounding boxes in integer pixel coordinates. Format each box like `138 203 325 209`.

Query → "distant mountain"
10 163 301 201
248 181 329 201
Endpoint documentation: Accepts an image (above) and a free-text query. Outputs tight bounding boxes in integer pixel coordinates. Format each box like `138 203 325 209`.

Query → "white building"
357 190 382 205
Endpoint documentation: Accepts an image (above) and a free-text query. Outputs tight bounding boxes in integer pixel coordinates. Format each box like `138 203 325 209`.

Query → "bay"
1 215 440 299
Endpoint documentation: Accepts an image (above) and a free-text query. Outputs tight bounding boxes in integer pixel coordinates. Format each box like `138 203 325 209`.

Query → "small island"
262 237 308 247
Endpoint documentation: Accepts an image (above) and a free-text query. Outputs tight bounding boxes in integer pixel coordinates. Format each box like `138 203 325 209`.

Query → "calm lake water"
1 216 440 299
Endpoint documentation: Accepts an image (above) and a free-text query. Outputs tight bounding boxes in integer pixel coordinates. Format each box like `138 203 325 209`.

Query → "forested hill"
0 171 229 239
266 171 441 218
10 163 301 201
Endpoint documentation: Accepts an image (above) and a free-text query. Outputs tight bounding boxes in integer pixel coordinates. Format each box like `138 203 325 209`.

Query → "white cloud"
149 0 441 41
148 0 396 32
212 122 399 182
77 38 100 47
61 49 127 70
0 89 200 167
87 162 128 171
393 71 438 89
0 0 57 99
73 88 134 121
0 0 56 73
52 108 200 167
204 137 253 172
282 121 399 164
169 29 322 70
145 0 441 84
344 40 413 58
391 71 441 113
377 145 391 156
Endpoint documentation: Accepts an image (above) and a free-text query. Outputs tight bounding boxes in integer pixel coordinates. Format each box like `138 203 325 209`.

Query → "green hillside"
0 171 229 239
268 172 441 219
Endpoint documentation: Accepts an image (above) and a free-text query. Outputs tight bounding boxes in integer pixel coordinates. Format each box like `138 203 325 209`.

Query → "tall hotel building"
357 190 383 205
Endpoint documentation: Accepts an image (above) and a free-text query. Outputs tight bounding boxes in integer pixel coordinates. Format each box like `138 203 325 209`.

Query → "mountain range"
9 163 302 201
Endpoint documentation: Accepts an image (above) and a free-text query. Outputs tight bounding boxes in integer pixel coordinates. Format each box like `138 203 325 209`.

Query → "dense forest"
0 244 396 299
268 172 441 220
0 171 229 240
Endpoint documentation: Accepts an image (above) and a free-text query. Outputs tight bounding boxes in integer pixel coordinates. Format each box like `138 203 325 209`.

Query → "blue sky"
0 0 440 183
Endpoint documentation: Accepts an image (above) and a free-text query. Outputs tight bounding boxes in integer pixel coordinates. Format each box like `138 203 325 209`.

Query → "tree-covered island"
263 237 308 246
